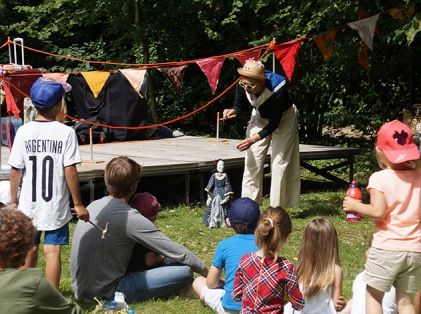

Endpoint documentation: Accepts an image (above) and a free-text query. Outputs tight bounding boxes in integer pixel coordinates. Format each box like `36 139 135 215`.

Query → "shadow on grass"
290 180 344 219
301 179 343 194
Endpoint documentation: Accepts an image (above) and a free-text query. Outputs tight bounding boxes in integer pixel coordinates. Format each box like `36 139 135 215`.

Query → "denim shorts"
34 223 69 245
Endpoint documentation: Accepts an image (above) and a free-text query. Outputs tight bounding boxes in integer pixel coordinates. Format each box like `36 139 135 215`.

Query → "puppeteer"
203 160 234 227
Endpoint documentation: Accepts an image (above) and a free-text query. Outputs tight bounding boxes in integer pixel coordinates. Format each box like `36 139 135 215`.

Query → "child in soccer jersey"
8 77 89 288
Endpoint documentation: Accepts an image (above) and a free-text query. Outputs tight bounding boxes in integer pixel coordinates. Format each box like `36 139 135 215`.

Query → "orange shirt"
367 168 421 252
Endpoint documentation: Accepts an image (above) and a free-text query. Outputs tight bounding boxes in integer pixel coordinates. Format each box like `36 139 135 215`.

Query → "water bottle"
102 291 129 312
104 300 117 312
345 180 362 222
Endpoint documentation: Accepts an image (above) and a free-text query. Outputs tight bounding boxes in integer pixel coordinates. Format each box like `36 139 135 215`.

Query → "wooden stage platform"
0 136 362 204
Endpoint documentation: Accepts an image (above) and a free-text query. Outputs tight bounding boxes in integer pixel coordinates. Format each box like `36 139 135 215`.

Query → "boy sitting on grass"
193 197 260 313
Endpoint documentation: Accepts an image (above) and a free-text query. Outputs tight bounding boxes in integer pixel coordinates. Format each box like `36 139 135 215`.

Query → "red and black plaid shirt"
232 252 304 313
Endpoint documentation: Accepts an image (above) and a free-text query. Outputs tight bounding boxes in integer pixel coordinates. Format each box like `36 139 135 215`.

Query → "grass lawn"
51 177 374 313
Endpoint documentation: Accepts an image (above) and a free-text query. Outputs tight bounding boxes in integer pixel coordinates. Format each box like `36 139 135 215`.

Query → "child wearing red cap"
343 119 421 314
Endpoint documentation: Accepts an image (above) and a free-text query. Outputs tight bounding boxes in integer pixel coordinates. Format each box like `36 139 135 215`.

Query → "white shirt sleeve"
63 128 81 167
8 129 25 169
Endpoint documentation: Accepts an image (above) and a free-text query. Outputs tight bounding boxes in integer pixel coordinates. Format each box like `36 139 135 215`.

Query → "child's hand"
9 203 18 209
74 204 90 222
342 196 361 212
335 295 347 311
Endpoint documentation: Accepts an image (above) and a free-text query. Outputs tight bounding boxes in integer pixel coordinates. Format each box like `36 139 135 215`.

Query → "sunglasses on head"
239 80 258 90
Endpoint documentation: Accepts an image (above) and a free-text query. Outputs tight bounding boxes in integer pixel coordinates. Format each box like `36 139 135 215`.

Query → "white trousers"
241 105 300 208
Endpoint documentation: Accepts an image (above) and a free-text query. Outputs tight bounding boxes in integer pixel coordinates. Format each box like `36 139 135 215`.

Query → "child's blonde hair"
255 207 291 261
375 145 417 170
297 217 340 298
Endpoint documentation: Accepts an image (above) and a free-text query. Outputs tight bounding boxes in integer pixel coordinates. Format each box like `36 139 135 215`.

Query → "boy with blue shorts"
9 77 89 288
193 197 260 313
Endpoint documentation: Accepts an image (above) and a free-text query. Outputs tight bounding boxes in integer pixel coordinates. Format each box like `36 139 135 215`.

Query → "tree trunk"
134 0 159 123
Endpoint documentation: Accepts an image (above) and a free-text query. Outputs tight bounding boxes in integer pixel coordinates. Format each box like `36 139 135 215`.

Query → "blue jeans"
116 265 193 303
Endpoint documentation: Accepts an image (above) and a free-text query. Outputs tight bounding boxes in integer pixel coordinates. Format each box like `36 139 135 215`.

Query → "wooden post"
89 127 93 162
216 112 220 140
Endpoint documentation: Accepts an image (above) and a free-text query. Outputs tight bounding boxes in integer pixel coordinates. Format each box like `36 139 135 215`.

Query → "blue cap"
229 197 260 231
30 77 67 110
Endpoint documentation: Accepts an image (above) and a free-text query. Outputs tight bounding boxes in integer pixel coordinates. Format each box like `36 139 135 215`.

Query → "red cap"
376 120 420 164
130 192 161 219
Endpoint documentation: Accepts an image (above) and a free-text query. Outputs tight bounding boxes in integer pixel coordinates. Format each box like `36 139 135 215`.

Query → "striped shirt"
232 252 304 313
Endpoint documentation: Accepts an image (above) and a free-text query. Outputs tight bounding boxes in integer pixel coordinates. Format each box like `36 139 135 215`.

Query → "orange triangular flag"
119 69 147 98
389 3 415 21
358 40 369 70
196 57 225 94
270 39 302 81
81 71 110 98
314 31 336 61
234 49 261 65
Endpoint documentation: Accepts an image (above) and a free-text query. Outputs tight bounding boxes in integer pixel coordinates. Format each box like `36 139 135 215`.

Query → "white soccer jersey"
9 120 81 230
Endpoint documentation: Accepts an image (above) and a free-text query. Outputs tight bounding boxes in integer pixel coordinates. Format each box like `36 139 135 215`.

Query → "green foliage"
1 0 420 141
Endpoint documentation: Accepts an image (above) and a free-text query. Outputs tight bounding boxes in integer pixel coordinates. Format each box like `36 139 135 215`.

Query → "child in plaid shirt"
232 207 304 313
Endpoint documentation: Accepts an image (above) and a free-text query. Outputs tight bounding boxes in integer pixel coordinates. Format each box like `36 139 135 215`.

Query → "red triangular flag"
270 39 302 81
234 49 261 65
196 57 225 94
2 79 20 117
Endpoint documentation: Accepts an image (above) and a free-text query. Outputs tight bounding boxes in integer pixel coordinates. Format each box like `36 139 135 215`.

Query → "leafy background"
1 0 420 144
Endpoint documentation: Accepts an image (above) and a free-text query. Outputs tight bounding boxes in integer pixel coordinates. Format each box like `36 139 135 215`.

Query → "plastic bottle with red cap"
345 180 362 222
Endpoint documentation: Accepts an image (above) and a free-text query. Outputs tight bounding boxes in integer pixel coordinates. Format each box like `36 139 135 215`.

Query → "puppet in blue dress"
203 160 234 227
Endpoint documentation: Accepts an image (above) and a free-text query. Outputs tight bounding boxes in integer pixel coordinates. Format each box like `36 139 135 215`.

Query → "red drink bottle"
346 180 362 222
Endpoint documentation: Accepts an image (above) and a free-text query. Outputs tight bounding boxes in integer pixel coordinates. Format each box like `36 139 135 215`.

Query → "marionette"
203 159 234 227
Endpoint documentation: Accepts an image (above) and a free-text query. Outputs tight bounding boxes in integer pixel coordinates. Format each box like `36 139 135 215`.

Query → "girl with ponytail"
232 207 304 313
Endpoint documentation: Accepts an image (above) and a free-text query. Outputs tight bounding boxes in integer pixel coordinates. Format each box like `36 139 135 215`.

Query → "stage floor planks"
0 136 362 202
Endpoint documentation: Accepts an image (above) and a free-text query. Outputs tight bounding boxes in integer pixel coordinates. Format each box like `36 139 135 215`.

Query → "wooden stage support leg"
198 172 204 204
349 156 355 183
184 173 190 206
89 179 95 203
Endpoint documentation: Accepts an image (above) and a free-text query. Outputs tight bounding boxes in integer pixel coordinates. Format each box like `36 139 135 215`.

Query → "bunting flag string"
0 7 409 87
0 4 416 127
